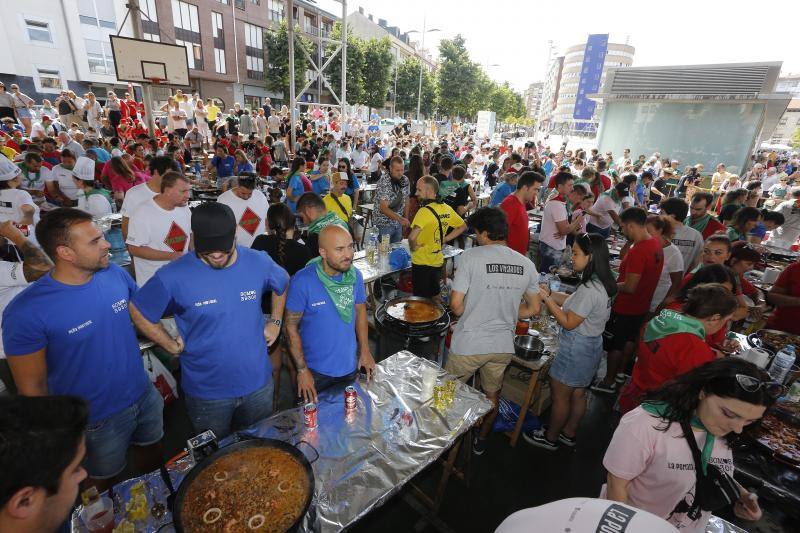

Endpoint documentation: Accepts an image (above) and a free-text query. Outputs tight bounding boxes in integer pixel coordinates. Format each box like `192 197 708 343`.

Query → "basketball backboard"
110 36 190 86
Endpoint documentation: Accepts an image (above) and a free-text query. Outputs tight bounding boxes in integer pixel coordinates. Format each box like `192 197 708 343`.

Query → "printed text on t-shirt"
485 263 524 275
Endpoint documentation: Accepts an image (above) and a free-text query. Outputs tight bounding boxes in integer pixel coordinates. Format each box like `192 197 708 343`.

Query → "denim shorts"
549 328 604 388
15 107 31 119
538 241 564 274
184 381 274 440
84 385 164 479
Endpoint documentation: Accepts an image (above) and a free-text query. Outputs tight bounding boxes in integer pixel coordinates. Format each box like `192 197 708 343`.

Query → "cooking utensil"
748 329 800 353
172 436 317 533
379 296 446 329
514 335 545 360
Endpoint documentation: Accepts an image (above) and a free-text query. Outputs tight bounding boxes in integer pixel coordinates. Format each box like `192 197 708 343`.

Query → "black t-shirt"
443 182 470 211
434 172 449 184
251 234 313 313
263 104 272 118
57 99 73 115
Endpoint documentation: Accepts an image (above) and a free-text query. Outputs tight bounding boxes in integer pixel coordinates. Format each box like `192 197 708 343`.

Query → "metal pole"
392 48 398 117
340 0 347 124
287 0 296 153
127 0 156 137
415 18 425 122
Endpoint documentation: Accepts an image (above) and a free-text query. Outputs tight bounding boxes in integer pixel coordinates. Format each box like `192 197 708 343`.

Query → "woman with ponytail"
252 203 313 406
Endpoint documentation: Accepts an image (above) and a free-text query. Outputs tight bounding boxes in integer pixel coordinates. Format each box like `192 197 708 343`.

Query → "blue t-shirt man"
286 263 366 377
132 247 289 400
286 172 305 213
2 263 150 423
344 173 361 197
211 154 236 186
490 181 516 207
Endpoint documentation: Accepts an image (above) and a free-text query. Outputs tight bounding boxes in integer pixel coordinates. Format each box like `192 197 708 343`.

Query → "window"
24 19 52 43
36 68 64 92
235 0 245 9
78 0 116 29
140 0 160 40
267 0 284 22
212 12 225 74
85 39 115 74
244 23 264 79
779 117 788 125
172 1 203 70
214 48 226 74
216 0 230 3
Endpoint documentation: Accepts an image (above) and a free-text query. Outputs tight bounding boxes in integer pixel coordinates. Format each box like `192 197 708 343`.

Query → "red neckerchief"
552 193 566 202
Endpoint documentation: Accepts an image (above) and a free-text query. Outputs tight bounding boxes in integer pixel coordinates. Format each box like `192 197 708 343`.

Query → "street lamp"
407 21 440 122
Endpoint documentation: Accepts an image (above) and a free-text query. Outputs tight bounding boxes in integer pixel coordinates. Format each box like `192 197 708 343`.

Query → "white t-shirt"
590 194 620 229
368 153 383 173
119 182 158 218
47 164 80 200
670 224 703 273
762 173 779 191
601 406 734 533
20 166 50 192
649 244 684 312
76 190 113 218
539 197 569 250
351 150 368 169
0 261 29 359
170 109 188 130
267 114 281 134
0 188 38 225
126 199 192 285
768 199 800 248
216 188 269 248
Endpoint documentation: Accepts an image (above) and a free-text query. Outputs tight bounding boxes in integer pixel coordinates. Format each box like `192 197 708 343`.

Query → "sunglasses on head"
735 374 786 398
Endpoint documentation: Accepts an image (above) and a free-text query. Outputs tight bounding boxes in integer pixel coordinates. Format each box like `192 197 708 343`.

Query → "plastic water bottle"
366 227 379 265
768 345 796 384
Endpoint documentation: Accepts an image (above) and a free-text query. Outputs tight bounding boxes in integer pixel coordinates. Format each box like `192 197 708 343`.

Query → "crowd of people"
1 83 799 533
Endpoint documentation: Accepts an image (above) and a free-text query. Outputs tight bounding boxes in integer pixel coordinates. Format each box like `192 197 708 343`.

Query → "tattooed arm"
0 221 53 282
285 309 317 403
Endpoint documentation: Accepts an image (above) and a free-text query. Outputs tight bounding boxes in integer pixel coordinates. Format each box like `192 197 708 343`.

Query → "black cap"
192 202 236 253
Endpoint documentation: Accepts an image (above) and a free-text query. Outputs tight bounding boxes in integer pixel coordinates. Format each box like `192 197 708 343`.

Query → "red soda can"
344 386 357 411
303 402 317 428
345 408 357 425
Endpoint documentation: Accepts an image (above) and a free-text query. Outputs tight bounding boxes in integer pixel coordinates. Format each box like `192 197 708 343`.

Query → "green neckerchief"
85 187 112 205
438 179 462 200
641 401 715 474
642 309 706 343
308 210 348 235
310 256 356 323
726 226 745 242
685 213 713 233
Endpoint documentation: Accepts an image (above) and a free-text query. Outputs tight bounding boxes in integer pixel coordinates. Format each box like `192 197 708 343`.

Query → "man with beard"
286 225 375 403
374 156 410 243
130 202 289 439
3 208 163 489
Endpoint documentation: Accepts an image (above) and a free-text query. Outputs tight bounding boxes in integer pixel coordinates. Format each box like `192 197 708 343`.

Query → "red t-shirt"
613 236 664 315
632 331 715 392
739 274 758 297
500 194 529 256
766 261 800 334
700 218 726 240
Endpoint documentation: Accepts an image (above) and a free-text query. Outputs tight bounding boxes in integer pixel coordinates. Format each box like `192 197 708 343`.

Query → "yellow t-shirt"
323 193 352 222
1 146 17 160
411 202 464 267
207 104 220 121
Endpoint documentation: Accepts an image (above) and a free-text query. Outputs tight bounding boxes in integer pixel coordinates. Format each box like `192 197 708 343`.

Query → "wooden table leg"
509 368 541 447
432 435 463 513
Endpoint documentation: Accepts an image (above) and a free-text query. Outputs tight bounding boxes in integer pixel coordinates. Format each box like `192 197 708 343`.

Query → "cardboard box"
500 364 551 416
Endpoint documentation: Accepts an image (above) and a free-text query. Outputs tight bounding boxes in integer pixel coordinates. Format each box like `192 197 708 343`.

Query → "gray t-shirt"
450 244 539 356
671 224 703 273
561 278 612 337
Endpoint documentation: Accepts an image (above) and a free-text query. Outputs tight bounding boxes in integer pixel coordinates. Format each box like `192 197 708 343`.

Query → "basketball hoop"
145 77 165 85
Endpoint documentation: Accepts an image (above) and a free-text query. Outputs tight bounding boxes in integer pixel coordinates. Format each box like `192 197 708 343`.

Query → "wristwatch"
271 318 282 327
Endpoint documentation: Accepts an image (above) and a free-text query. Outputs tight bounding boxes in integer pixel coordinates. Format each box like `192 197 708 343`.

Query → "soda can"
344 386 357 411
303 402 317 429
345 408 357 425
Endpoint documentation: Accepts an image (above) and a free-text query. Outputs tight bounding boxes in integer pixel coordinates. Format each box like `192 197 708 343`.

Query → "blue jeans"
84 385 164 479
538 241 564 274
377 224 402 244
310 369 357 394
184 381 274 440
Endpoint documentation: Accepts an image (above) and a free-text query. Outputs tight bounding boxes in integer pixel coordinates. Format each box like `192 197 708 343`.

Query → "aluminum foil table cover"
242 350 492 532
71 351 491 533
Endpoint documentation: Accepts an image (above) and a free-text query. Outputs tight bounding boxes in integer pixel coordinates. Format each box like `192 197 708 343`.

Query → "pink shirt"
105 166 149 194
601 406 734 533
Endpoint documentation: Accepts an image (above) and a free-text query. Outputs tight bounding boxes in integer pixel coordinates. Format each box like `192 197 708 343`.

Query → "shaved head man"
285 224 375 403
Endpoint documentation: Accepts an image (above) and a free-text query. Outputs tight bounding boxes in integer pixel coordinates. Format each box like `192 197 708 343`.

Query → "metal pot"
172 436 317 533
514 335 545 360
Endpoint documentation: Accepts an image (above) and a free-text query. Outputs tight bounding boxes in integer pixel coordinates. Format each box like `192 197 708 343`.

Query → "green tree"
361 38 393 112
488 82 525 121
325 22 366 106
792 127 800 149
437 35 481 119
395 57 436 117
264 22 313 101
